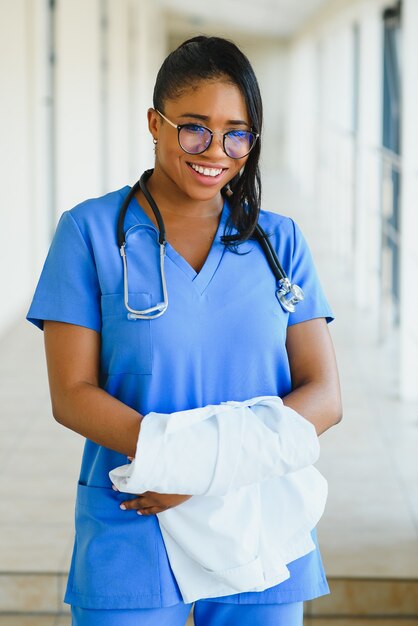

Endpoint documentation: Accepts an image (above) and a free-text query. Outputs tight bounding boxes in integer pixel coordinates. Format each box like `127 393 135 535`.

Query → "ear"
147 108 159 141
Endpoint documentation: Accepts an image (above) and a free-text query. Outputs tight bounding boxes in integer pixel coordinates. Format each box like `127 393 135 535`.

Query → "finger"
138 506 164 516
120 497 145 511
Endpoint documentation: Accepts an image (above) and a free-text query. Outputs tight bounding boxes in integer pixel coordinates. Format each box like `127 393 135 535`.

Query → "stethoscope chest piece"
276 278 305 313
253 224 304 315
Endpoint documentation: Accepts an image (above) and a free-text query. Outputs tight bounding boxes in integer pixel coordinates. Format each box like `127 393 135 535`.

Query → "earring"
224 184 233 198
153 138 158 155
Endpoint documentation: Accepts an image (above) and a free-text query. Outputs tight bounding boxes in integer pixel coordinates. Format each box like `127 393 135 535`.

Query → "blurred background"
0 0 417 624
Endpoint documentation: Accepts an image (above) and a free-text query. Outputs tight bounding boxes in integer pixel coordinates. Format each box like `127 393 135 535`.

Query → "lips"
189 163 223 177
186 161 227 184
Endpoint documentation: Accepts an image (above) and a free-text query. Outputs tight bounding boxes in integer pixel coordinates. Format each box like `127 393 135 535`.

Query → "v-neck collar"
126 188 230 295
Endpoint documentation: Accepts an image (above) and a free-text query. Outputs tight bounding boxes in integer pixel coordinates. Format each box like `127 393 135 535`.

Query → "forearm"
51 381 143 457
282 380 342 436
110 397 321 496
285 319 342 436
43 321 142 457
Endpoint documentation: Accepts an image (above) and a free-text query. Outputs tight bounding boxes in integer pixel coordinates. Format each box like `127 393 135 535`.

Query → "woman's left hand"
116 489 192 515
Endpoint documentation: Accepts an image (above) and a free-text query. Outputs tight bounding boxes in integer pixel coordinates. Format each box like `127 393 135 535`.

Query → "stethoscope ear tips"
276 281 304 313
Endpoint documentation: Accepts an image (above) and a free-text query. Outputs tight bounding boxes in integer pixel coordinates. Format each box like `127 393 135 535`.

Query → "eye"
227 130 251 139
183 124 207 134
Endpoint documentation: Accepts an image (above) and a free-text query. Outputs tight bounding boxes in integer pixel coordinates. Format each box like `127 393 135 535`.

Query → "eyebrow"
178 113 249 126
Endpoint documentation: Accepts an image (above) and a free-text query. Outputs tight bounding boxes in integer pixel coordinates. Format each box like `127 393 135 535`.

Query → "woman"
27 36 342 626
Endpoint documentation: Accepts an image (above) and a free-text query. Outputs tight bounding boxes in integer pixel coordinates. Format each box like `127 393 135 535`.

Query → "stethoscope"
117 169 304 319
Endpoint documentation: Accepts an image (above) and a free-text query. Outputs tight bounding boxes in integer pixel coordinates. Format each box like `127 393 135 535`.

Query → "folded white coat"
109 396 328 603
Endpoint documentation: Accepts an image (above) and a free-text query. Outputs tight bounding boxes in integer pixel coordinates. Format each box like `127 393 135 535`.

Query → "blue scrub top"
27 186 333 609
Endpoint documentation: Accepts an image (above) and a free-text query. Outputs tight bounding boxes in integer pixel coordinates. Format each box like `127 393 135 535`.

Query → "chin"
181 182 222 203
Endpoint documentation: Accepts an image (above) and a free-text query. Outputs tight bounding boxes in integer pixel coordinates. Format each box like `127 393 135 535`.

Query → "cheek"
228 157 248 181
156 146 185 179
156 135 182 163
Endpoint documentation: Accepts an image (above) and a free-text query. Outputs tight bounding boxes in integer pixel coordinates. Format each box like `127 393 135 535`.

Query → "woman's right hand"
112 457 193 516
116 489 193 516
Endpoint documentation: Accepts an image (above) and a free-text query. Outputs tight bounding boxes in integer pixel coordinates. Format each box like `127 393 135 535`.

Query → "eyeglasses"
155 110 259 159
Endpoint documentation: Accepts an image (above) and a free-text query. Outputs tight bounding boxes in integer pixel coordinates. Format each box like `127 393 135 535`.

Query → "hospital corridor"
1 0 418 624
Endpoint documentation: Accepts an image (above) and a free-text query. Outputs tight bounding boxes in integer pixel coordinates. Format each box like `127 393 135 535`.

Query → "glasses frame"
155 109 259 160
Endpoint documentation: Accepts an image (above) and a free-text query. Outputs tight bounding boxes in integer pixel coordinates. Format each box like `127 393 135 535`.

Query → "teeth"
190 163 223 177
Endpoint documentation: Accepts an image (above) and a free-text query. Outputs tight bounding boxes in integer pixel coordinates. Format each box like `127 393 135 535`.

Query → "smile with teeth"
189 163 223 177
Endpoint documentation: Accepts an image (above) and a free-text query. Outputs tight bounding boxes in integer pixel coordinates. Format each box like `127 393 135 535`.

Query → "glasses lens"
224 130 256 159
179 124 212 154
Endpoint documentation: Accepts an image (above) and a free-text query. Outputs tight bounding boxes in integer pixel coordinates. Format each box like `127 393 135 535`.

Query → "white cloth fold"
109 396 328 603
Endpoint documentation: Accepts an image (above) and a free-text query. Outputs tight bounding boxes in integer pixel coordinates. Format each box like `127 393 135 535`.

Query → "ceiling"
155 0 332 38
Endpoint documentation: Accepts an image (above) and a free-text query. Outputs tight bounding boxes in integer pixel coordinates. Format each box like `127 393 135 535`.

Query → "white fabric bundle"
109 396 327 603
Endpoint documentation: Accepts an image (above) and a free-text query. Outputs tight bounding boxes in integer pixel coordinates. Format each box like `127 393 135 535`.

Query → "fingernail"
120 504 126 510
137 510 142 515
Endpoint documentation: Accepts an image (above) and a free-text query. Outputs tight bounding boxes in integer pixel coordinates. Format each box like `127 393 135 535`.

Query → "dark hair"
153 35 263 246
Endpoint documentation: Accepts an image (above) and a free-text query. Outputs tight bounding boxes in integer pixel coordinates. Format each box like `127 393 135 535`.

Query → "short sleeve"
287 219 334 326
27 211 101 332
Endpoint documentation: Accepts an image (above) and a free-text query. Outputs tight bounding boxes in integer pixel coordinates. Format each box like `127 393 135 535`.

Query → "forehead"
164 79 249 122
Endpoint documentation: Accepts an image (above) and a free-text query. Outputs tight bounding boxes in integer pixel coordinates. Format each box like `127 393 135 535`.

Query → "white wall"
107 0 132 189
352 3 384 313
0 0 167 337
54 0 166 213
286 0 387 305
236 38 288 176
0 0 50 332
399 0 418 400
127 0 168 179
285 0 418 399
54 0 102 211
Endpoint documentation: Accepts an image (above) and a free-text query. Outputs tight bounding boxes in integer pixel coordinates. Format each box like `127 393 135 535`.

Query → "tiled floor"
0 611 194 626
0 174 417 622
305 578 418 616
0 618 69 626
306 617 418 626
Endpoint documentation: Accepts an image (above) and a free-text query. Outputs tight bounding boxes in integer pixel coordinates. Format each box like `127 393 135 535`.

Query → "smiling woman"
138 79 255 271
26 35 341 626
145 79 249 205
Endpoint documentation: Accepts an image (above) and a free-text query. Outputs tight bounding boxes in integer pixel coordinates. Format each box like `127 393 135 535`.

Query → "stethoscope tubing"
117 170 303 316
117 170 165 248
252 224 288 285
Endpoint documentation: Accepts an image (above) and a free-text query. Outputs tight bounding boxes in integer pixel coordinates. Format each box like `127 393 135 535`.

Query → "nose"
206 131 227 159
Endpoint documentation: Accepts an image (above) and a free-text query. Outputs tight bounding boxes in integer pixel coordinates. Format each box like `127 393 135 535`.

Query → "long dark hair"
153 35 263 246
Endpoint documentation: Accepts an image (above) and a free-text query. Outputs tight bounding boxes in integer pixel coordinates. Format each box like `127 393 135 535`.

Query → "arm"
44 320 143 458
44 319 190 514
283 317 342 436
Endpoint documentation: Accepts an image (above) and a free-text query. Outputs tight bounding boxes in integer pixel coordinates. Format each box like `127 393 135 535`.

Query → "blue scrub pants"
71 600 303 625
